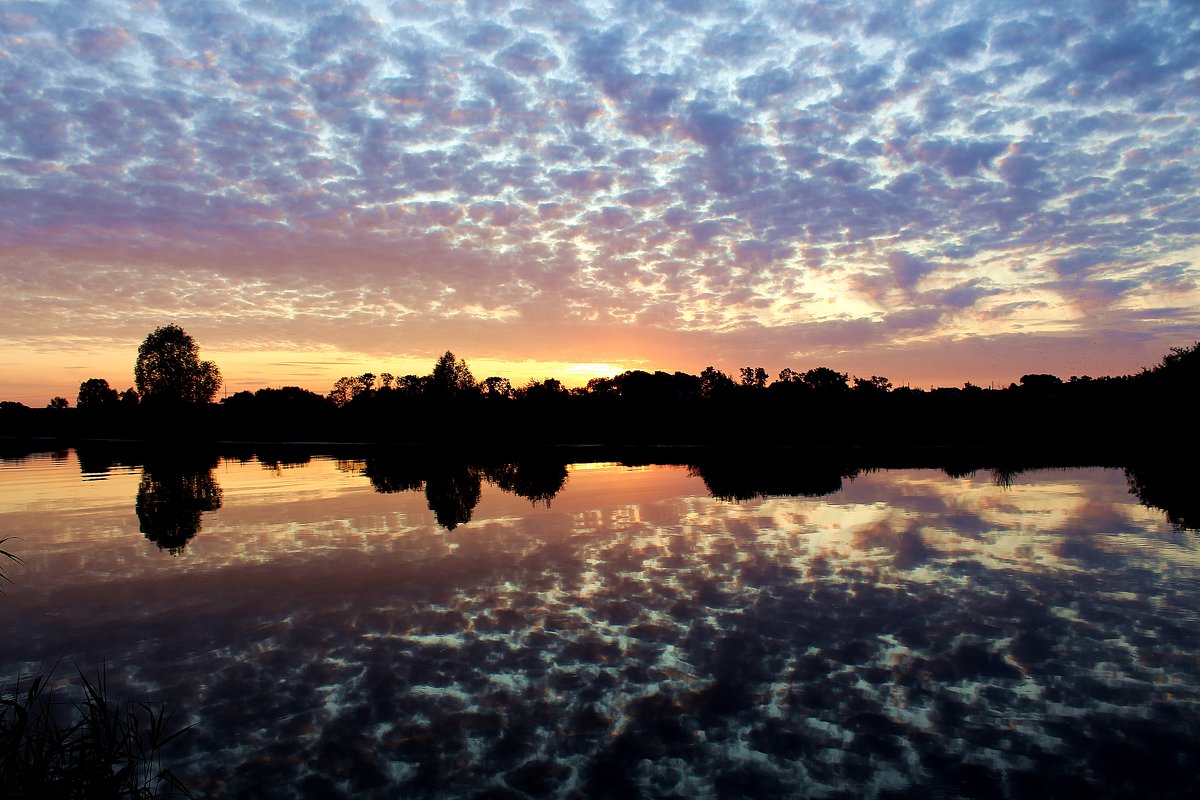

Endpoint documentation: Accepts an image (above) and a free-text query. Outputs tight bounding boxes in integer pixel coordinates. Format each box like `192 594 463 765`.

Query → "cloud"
495 38 560 75
888 252 938 291
0 0 1197 403
1049 249 1118 279
911 139 1007 178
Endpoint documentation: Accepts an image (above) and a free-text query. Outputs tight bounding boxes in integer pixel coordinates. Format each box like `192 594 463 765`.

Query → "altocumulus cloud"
0 0 1198 390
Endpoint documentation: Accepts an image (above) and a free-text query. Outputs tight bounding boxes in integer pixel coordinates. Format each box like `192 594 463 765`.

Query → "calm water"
2 449 1198 798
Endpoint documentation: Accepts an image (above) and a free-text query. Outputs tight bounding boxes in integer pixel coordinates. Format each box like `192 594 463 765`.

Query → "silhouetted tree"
604 370 701 402
700 366 736 398
481 376 514 399
853 375 892 394
430 351 477 399
585 376 619 396
740 367 768 388
327 379 351 407
119 388 139 408
802 367 849 393
777 368 801 384
394 374 431 396
77 378 120 410
46 396 70 409
135 455 223 554
222 386 334 440
1019 374 1063 392
521 378 568 401
328 374 376 407
135 325 221 404
1141 341 1200 393
1155 342 1199 371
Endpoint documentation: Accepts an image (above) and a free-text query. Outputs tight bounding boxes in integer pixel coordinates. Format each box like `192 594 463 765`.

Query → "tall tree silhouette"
135 325 221 404
430 351 477 399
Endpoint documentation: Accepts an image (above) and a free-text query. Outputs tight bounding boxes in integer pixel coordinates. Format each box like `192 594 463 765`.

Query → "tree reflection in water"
688 458 861 500
135 455 223 553
4 452 1200 798
1126 463 1199 531
355 456 569 529
481 462 568 506
359 456 482 529
424 464 482 530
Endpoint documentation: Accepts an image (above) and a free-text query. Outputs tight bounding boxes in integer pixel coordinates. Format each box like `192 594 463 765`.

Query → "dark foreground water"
2 449 1198 798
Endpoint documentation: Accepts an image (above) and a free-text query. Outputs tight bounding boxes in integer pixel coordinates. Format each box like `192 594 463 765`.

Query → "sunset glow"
1 1 1198 403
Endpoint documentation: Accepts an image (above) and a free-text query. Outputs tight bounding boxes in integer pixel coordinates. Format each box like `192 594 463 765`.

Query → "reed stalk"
1 664 193 798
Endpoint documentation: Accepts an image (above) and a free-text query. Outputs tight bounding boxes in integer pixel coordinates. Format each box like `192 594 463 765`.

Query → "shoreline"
0 434 1154 468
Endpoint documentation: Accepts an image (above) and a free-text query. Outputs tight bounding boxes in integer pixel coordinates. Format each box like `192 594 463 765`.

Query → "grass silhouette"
2 540 192 798
1 665 193 799
0 537 19 594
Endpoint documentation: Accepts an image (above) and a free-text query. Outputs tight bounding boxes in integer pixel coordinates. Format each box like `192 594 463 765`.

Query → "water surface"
2 450 1197 798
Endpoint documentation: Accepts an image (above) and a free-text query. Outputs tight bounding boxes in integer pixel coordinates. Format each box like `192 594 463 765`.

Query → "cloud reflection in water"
1 455 1197 798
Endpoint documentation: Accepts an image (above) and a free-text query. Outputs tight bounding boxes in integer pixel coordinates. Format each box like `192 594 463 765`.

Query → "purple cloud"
888 252 938 290
0 0 1196 404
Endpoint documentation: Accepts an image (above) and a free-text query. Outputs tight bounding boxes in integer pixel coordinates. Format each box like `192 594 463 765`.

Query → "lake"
2 447 1197 798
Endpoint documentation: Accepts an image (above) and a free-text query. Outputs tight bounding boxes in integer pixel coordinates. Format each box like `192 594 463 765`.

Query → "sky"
1 0 1198 403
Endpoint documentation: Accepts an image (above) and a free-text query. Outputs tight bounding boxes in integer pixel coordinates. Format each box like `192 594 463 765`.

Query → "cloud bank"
1 0 1198 398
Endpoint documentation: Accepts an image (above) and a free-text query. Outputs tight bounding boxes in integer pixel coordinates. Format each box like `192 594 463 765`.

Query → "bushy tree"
134 325 221 404
520 378 568 401
740 366 768 388
699 366 736 398
584 376 618 397
853 375 892 394
1143 341 1199 393
394 374 430 396
430 351 476 398
1019 373 1063 392
77 378 119 410
481 376 514 399
328 374 376 407
802 367 849 393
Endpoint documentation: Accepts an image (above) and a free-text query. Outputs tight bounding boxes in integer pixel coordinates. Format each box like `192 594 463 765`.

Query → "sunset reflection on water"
2 451 1197 798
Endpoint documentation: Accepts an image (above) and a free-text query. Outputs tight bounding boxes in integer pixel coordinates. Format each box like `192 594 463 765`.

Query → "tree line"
4 325 1198 450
